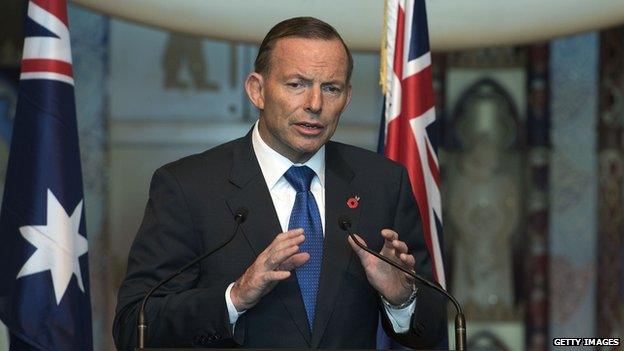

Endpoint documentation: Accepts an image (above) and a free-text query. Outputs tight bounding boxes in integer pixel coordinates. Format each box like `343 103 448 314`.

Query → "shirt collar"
251 120 325 189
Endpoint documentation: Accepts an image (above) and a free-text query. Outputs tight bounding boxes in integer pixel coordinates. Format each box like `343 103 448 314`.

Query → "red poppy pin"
346 196 360 209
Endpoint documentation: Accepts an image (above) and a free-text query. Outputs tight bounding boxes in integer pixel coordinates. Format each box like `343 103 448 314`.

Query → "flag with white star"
0 0 93 350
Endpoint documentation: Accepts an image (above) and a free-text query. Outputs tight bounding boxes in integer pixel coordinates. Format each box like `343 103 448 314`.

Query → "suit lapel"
225 132 279 266
225 132 312 345
311 143 363 347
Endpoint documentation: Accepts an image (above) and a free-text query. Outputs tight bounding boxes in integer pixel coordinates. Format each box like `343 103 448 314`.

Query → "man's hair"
254 16 354 82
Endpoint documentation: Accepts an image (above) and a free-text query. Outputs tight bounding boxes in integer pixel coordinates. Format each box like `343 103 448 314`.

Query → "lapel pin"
346 196 360 209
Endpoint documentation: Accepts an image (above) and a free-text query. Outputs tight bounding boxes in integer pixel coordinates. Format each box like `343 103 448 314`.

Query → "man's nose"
305 85 322 115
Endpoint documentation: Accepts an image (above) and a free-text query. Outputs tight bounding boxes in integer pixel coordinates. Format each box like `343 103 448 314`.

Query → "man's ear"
245 72 265 110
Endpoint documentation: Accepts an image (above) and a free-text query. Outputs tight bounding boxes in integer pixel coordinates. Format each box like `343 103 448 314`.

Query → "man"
113 17 446 349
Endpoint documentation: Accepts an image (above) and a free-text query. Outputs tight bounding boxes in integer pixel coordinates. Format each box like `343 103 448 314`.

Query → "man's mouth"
294 122 323 130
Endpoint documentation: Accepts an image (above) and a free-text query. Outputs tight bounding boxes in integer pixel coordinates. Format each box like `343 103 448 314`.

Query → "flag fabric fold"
380 0 445 289
377 0 446 347
0 0 93 350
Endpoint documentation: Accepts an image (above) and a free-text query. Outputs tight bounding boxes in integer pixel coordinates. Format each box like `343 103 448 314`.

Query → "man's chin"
289 144 323 163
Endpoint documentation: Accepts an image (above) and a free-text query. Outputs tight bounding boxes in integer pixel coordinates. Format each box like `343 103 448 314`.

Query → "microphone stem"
137 221 242 349
348 232 466 351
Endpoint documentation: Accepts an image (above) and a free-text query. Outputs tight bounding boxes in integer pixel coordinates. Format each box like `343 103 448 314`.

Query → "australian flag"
0 0 93 350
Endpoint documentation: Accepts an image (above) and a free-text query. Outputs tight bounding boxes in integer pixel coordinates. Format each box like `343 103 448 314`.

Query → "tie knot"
284 166 315 193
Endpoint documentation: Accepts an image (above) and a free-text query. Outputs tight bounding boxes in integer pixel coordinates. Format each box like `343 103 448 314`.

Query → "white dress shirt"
225 121 415 333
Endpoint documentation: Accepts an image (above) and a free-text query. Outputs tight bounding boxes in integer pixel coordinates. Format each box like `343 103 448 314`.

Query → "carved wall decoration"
109 20 248 121
162 34 219 91
442 47 529 351
447 79 522 321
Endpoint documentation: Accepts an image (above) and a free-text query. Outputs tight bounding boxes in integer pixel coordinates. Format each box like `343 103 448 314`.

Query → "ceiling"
71 0 624 51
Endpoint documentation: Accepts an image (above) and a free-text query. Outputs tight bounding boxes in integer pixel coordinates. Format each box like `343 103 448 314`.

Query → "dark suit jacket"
113 131 446 349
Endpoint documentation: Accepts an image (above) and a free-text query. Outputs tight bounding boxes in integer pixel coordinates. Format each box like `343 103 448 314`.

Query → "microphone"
137 207 249 349
338 216 466 351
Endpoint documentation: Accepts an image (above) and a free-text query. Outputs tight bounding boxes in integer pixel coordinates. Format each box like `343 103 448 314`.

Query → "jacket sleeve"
379 165 448 349
112 167 237 350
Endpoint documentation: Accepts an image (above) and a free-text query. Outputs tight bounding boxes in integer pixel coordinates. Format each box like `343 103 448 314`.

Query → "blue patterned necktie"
284 165 323 330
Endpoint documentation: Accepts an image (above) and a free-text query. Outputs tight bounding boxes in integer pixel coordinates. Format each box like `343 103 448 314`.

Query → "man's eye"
287 82 302 88
323 85 341 93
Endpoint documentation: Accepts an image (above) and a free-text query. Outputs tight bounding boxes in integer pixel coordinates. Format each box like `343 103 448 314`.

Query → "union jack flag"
379 0 445 288
0 0 93 350
21 0 74 85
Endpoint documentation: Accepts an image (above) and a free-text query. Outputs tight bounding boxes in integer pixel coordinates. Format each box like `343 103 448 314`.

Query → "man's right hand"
230 228 309 311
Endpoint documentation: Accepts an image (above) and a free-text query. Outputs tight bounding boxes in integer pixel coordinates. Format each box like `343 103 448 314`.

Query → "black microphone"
338 216 466 351
137 207 249 349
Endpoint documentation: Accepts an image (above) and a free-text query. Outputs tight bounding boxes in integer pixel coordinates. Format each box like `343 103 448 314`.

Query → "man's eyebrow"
322 80 346 86
285 74 312 82
285 74 346 85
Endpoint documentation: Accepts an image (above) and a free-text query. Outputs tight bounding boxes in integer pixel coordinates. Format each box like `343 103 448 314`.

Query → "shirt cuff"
381 297 417 333
225 282 246 326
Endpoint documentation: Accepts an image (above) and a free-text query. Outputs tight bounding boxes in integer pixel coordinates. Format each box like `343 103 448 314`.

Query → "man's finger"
263 270 291 282
381 229 398 241
274 228 304 242
380 229 399 251
271 233 305 253
400 253 415 267
279 252 310 271
262 229 305 269
392 240 408 254
265 245 302 270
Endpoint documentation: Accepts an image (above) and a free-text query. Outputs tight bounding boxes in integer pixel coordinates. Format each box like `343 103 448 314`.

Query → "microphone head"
337 215 351 231
234 207 249 224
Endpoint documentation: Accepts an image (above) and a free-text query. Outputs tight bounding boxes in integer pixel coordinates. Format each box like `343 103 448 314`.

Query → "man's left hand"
348 229 415 306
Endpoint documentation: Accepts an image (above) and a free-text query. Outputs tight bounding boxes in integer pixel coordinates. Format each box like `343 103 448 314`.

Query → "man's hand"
348 229 415 306
231 228 309 311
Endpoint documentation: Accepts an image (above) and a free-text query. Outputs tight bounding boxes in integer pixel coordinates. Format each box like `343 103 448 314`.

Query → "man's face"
247 37 352 163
